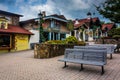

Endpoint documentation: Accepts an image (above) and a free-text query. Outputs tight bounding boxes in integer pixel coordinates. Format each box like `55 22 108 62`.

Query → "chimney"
42 11 46 17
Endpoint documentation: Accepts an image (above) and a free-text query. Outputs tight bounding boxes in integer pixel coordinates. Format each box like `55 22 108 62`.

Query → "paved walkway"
0 50 120 80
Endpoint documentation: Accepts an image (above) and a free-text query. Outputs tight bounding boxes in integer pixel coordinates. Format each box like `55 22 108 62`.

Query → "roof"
102 23 115 30
49 14 66 20
0 25 33 35
0 10 23 17
74 17 99 28
20 19 36 24
20 14 68 24
33 14 67 22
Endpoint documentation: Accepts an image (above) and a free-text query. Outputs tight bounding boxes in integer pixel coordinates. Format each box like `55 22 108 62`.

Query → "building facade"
20 13 69 48
73 17 102 41
0 10 33 53
101 23 116 37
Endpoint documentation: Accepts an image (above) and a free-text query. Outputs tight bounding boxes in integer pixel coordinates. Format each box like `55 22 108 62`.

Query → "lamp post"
87 12 93 29
87 12 93 41
38 11 43 43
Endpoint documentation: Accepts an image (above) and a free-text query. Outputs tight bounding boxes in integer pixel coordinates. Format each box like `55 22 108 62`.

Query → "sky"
0 0 110 22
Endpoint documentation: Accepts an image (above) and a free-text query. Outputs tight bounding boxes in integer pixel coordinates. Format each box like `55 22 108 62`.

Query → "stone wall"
34 44 74 58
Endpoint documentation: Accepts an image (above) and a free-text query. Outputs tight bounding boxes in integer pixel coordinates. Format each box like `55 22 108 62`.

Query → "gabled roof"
44 14 68 22
49 14 66 20
35 14 68 22
0 25 33 35
0 10 23 17
102 23 115 30
20 14 68 25
20 18 36 25
74 17 99 28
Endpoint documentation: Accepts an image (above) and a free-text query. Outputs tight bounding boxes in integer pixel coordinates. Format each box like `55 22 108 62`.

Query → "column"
49 32 51 40
74 30 77 38
58 33 60 40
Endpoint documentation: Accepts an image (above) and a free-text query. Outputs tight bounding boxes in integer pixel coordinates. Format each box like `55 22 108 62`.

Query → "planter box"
34 44 75 58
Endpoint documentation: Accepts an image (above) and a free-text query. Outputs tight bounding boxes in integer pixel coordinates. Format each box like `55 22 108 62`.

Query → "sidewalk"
0 50 120 80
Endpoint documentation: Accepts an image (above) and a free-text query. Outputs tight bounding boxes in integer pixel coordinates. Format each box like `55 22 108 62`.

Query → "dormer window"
1 22 5 29
0 17 8 29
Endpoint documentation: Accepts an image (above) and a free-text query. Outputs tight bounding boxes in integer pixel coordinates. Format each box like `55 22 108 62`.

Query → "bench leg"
63 62 68 68
80 64 84 71
110 54 112 59
101 66 104 75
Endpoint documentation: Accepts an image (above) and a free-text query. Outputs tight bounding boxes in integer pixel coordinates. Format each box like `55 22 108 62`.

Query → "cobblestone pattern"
0 50 120 80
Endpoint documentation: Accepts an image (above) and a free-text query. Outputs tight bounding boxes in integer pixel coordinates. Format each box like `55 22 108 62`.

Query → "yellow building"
0 10 33 53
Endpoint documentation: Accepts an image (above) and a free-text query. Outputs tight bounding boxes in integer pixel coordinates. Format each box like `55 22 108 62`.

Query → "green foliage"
67 20 74 31
43 36 86 45
39 18 46 42
96 0 120 23
44 40 66 44
108 28 120 37
77 41 86 46
65 36 78 44
113 35 120 38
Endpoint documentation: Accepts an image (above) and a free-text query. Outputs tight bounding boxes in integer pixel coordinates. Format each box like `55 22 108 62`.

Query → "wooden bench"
74 46 110 59
74 46 106 50
87 44 116 59
58 49 107 75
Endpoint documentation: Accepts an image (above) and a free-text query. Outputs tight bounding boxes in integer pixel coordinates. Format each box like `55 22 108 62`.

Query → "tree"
67 20 74 36
96 0 120 23
108 28 120 38
39 16 46 42
67 20 74 31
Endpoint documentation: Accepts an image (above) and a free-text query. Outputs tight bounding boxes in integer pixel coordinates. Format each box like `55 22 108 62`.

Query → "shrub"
108 28 120 37
113 35 120 40
77 41 86 46
44 40 66 44
65 36 78 44
43 36 86 45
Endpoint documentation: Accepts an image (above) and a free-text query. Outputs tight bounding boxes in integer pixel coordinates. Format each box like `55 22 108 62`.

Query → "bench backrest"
87 45 115 54
74 46 106 50
64 49 107 64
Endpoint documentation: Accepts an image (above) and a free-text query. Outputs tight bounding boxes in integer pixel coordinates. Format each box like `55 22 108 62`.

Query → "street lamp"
87 12 92 19
87 11 93 41
87 12 93 29
38 11 43 43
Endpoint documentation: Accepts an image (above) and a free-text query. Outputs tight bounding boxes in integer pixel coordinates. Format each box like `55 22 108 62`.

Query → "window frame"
0 34 12 50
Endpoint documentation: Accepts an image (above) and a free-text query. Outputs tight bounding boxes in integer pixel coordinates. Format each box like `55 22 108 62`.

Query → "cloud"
0 4 8 11
18 0 107 21
20 0 60 21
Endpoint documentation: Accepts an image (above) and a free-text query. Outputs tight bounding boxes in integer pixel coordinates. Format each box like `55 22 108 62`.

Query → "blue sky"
0 0 110 22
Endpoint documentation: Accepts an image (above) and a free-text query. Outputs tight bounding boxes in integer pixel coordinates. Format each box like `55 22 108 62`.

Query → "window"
60 33 65 40
0 22 5 29
0 34 12 49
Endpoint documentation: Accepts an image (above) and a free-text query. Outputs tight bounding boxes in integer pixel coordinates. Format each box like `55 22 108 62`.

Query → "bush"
108 28 120 37
43 36 86 45
65 36 78 44
44 40 66 44
113 35 120 40
77 41 86 46
113 35 120 38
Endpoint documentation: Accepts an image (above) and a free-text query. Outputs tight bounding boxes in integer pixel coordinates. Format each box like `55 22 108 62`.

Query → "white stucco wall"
29 30 39 49
66 32 71 38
